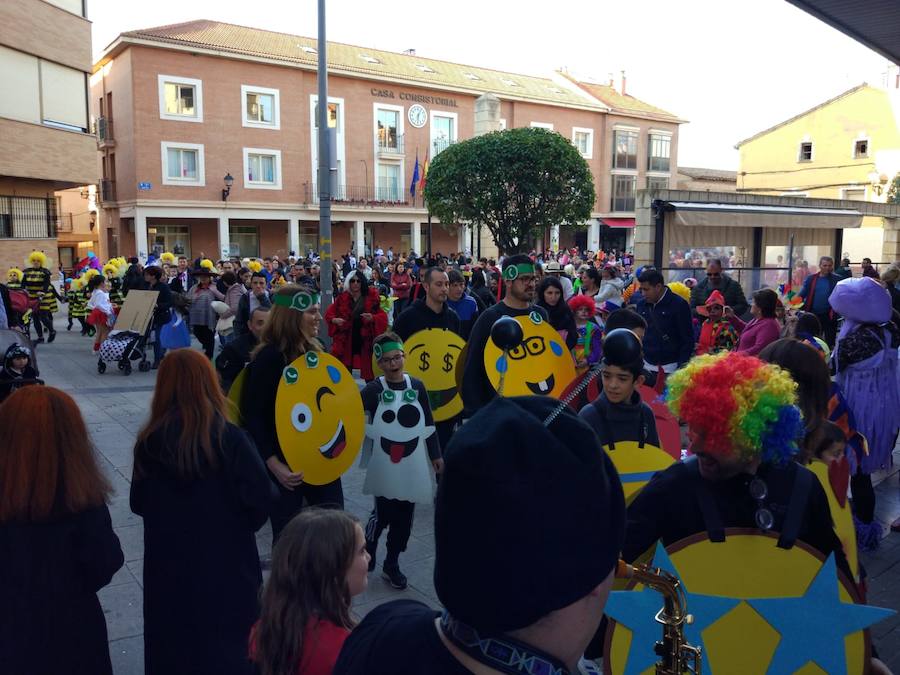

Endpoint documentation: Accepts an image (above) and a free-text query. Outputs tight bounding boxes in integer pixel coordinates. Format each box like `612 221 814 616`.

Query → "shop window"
229 225 259 258
149 224 190 258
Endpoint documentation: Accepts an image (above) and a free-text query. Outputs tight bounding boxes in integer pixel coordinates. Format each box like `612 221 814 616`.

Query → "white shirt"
88 289 114 315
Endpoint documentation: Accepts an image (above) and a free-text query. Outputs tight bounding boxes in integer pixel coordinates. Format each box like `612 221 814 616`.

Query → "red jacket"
390 271 412 299
325 287 387 380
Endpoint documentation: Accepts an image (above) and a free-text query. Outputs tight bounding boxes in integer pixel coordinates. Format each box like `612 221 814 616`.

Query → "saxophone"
615 560 703 675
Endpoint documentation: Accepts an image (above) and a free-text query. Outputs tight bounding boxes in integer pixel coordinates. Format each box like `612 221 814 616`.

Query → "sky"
89 0 893 170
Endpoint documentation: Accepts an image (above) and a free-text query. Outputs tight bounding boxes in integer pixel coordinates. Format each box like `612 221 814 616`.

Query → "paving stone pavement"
25 315 900 674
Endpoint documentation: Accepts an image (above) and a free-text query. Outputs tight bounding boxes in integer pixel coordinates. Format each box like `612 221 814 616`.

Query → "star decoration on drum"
605 543 740 675
746 555 894 674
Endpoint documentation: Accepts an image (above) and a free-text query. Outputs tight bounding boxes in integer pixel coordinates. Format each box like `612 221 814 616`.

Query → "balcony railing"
100 179 117 203
0 195 58 239
95 117 115 147
58 213 74 233
303 183 412 206
432 137 456 156
377 133 404 155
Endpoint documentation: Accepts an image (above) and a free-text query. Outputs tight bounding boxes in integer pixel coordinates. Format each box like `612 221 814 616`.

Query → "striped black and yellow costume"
23 266 57 340
68 286 89 333
109 277 125 308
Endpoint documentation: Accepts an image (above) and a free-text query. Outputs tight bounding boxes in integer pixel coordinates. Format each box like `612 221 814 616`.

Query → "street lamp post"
317 0 334 334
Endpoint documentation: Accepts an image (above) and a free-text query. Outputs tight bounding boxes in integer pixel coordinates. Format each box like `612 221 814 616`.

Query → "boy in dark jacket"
0 344 40 403
579 328 659 450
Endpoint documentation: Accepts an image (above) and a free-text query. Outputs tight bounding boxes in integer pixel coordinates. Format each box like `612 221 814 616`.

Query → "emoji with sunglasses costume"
483 311 576 398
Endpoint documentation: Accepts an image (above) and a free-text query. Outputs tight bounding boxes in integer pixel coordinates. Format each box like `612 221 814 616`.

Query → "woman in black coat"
131 349 277 675
0 386 123 675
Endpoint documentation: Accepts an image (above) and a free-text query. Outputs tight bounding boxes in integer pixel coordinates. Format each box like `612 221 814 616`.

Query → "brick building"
0 0 96 273
91 20 683 262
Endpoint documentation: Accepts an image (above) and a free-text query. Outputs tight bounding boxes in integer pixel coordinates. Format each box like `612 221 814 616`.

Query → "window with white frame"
242 85 280 129
432 112 457 156
798 141 813 162
648 133 671 172
161 142 205 185
531 122 554 130
842 188 866 201
613 129 638 169
611 175 636 212
647 176 669 190
572 127 593 159
310 96 346 189
376 162 402 202
853 139 868 159
158 75 203 122
243 148 282 189
376 107 401 151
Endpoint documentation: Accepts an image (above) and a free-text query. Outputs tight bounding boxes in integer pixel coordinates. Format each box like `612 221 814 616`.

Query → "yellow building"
736 83 900 263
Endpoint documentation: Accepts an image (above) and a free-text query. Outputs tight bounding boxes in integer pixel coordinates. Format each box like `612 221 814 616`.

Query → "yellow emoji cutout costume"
603 440 675 506
808 458 859 581
274 351 365 485
483 311 576 398
604 533 893 675
226 367 248 427
373 328 465 422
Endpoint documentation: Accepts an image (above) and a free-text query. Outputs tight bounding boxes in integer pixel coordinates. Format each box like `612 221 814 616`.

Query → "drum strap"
777 466 812 550
691 458 726 542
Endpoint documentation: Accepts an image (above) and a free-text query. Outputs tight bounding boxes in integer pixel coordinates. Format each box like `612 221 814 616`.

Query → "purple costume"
829 277 900 474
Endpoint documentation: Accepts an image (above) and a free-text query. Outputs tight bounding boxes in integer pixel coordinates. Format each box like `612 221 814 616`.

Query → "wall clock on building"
408 104 427 128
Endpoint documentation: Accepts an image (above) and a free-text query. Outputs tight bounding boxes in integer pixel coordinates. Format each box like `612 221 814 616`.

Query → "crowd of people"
0 242 899 675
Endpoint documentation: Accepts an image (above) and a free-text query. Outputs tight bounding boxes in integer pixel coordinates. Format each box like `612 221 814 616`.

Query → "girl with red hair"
0 386 123 675
132 348 276 675
568 294 602 374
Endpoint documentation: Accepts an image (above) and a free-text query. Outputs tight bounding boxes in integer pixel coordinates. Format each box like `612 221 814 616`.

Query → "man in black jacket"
216 306 269 391
689 259 749 318
143 266 173 368
635 269 694 385
234 273 271 338
393 267 460 449
460 255 548 417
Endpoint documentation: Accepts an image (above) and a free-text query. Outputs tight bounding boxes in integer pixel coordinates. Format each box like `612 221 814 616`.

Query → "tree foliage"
887 172 900 204
423 127 595 254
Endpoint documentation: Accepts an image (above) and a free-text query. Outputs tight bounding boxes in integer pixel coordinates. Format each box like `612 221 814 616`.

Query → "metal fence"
303 183 412 206
0 195 58 239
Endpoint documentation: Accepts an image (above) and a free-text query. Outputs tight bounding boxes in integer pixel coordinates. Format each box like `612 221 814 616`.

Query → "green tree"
424 127 595 254
887 172 900 204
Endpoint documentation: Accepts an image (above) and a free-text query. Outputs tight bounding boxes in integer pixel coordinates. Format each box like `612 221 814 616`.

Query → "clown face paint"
483 312 576 398
362 375 436 504
372 328 465 422
275 351 365 485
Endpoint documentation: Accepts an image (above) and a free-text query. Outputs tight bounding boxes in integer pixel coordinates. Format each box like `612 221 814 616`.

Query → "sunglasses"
349 278 361 284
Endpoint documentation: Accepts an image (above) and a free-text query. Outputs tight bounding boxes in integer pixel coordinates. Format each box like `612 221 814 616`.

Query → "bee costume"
23 251 60 341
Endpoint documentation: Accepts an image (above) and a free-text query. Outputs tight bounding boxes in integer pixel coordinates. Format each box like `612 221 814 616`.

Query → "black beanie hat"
434 396 625 636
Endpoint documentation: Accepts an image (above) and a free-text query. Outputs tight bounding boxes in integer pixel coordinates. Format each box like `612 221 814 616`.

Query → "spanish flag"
418 151 429 192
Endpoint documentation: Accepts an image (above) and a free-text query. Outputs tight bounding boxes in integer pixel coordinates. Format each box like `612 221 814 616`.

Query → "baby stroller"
97 324 153 375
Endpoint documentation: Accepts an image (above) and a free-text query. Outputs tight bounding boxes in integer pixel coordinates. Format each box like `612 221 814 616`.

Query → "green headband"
273 290 320 312
373 341 404 360
502 262 536 281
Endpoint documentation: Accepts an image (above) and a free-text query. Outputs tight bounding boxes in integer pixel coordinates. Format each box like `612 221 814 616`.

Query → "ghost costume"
360 374 440 574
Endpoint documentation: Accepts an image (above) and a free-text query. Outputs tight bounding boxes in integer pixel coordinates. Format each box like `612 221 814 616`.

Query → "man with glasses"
622 351 851 579
460 254 548 416
689 258 749 318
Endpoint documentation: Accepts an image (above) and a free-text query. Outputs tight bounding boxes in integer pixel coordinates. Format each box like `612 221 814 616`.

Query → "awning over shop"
601 218 635 228
666 202 863 230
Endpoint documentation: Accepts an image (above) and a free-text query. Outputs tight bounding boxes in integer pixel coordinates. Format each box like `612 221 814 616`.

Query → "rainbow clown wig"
567 294 596 316
666 352 804 464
